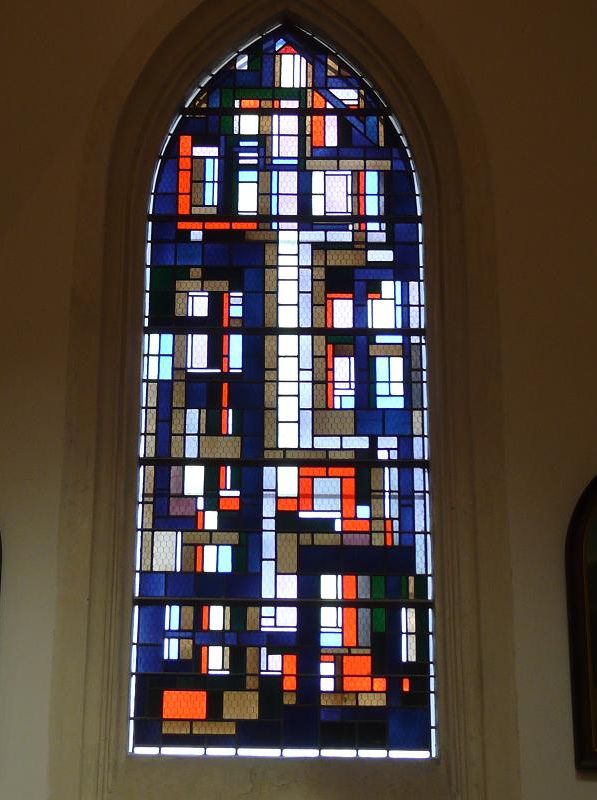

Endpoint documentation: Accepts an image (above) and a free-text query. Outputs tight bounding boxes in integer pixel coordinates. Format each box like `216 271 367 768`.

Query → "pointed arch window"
131 25 434 759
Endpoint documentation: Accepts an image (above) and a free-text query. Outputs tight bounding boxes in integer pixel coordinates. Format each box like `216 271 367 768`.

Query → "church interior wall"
0 1 595 797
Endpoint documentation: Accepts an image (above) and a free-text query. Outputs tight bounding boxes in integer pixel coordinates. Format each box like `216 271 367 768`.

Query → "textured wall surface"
0 0 595 798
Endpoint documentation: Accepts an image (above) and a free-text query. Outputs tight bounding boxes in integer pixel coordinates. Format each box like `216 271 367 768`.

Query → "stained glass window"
131 25 435 759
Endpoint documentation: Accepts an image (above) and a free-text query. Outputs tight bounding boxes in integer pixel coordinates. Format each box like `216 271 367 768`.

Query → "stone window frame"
49 2 519 799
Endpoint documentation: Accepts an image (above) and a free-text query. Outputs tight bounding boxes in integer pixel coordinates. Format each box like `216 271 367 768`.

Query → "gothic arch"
49 2 516 798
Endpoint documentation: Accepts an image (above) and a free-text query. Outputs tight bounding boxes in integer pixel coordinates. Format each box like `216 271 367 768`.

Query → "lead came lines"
131 25 435 759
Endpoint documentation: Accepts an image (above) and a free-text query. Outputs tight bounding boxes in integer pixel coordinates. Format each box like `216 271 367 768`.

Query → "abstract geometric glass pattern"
131 25 435 758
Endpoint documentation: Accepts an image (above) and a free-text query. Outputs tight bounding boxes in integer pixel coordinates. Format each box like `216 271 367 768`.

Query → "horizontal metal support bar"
139 457 430 467
180 107 391 117
133 596 433 607
143 326 426 336
147 213 422 224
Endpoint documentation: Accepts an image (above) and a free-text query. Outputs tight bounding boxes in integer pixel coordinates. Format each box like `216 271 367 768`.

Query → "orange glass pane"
301 466 327 477
177 221 204 230
299 477 312 511
328 467 354 477
283 654 297 673
277 497 298 511
343 607 357 647
163 690 207 720
312 91 325 146
219 496 240 511
342 575 357 599
343 655 371 675
343 519 369 532
344 676 372 691
178 135 192 156
178 170 191 194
